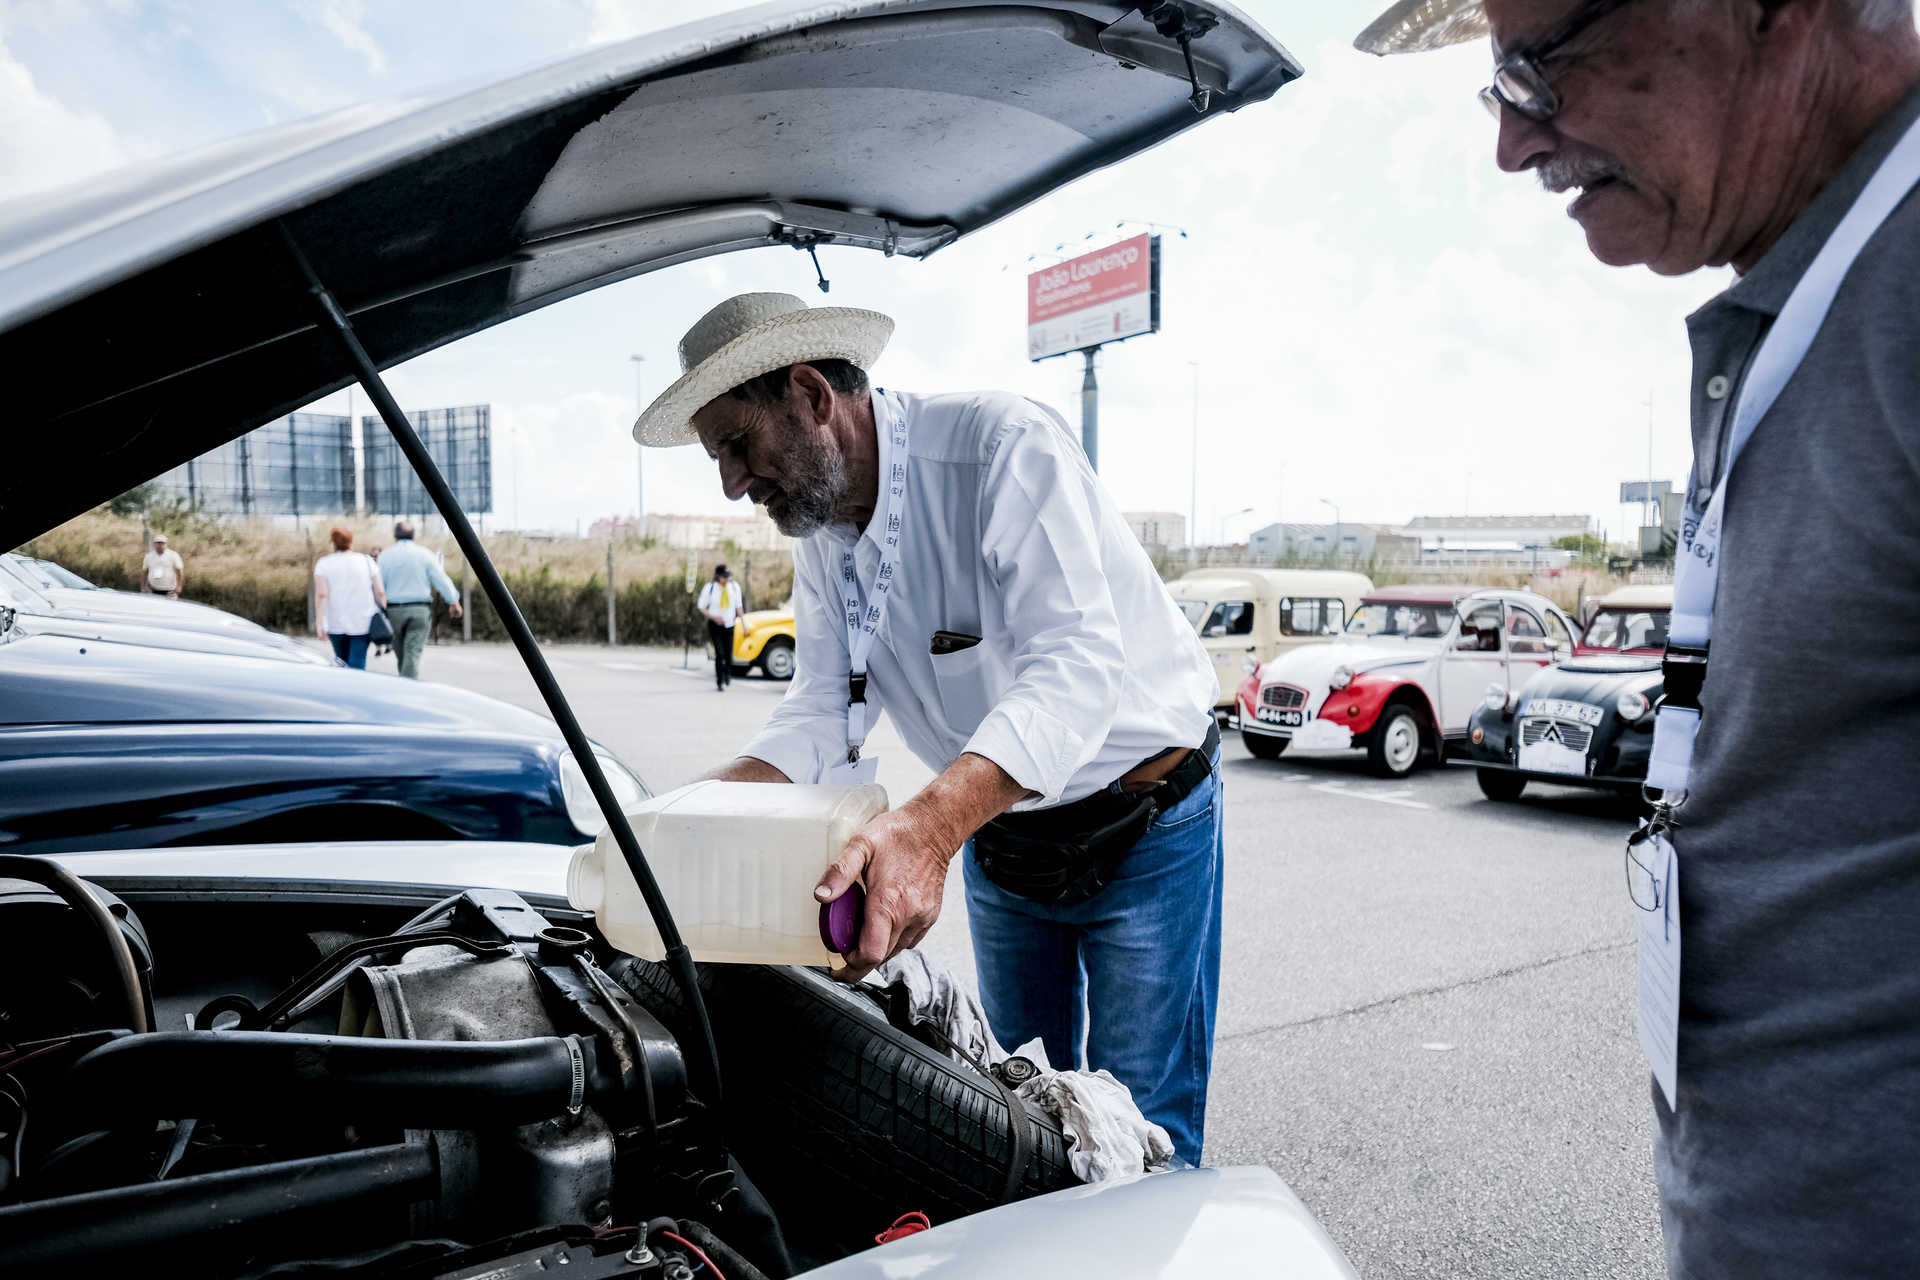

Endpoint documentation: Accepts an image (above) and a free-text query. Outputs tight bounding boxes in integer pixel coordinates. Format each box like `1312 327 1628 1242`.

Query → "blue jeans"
329 632 370 669
963 753 1224 1165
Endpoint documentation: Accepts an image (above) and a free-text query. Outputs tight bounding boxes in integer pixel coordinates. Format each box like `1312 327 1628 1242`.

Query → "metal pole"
631 354 647 527
277 221 721 1109
606 538 617 646
1188 361 1200 561
1079 346 1100 471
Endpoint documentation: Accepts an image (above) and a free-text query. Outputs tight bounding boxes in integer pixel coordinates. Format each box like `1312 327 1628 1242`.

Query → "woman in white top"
312 526 387 670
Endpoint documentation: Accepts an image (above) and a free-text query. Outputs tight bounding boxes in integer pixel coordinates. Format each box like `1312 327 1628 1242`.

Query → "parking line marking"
1307 781 1430 810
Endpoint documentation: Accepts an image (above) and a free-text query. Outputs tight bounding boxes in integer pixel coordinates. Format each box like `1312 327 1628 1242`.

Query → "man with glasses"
1357 1 1920 1275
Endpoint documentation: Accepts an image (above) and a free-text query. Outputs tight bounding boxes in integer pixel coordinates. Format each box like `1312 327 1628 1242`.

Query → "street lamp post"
1219 505 1253 546
630 354 647 531
1320 498 1341 567
1188 361 1200 565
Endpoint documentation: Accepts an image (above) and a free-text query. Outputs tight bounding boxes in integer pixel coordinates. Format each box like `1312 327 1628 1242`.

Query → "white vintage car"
1236 585 1578 777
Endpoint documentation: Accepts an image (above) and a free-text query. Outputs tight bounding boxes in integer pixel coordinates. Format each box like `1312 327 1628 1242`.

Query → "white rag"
872 950 1175 1182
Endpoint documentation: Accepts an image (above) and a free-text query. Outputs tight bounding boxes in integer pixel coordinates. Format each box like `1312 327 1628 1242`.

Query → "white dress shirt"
741 388 1215 809
697 579 742 627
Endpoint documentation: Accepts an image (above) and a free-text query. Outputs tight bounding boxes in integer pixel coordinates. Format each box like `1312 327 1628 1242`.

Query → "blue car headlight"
559 748 651 837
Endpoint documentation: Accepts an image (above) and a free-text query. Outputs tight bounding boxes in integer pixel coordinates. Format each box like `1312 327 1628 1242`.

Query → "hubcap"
765 646 794 678
1385 716 1418 772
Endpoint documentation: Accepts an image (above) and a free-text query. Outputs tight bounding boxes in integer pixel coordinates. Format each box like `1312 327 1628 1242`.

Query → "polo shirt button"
1706 375 1731 400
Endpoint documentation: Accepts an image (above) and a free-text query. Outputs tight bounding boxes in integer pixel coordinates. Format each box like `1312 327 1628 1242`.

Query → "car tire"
758 638 795 680
1243 731 1288 760
607 957 1079 1255
1476 768 1527 802
1367 705 1423 779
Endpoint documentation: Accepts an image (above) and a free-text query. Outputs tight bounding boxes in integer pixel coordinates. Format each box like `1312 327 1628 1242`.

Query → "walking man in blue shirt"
377 521 463 679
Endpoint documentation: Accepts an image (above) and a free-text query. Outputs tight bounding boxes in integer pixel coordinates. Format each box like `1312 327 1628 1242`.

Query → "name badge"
1629 824 1681 1111
825 755 879 786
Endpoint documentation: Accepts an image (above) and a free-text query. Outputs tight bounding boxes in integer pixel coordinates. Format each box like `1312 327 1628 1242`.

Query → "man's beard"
761 429 848 537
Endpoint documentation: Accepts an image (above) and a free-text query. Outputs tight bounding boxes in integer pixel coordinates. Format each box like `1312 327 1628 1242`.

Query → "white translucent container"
567 779 888 966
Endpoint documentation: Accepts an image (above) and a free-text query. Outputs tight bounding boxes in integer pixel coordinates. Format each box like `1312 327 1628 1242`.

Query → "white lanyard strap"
1649 111 1920 797
840 390 910 761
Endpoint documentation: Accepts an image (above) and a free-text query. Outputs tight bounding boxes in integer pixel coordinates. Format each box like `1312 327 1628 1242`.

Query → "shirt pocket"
930 643 999 733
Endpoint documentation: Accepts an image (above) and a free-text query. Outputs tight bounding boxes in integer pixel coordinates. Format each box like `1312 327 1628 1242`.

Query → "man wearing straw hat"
637 292 1224 1164
1356 0 1920 1273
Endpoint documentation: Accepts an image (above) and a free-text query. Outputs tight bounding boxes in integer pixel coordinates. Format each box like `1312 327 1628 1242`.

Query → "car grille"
1520 717 1594 754
1261 684 1307 709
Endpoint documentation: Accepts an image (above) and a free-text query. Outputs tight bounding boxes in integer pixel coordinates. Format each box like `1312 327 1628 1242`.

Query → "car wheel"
759 638 795 680
608 957 1078 1257
1243 731 1288 760
1476 768 1527 802
1367 705 1422 778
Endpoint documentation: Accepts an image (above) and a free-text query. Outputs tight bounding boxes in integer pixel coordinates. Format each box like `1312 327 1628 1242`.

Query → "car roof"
1595 584 1674 609
1358 583 1480 605
0 0 1300 548
1167 568 1374 596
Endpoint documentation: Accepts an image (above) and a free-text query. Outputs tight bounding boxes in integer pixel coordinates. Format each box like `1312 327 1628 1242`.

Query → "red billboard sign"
1026 232 1159 361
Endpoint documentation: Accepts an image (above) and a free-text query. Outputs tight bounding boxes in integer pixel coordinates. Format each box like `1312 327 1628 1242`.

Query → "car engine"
0 863 789 1279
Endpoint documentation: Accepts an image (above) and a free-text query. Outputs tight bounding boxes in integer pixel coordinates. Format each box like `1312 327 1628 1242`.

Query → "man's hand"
814 752 1031 982
449 602 464 620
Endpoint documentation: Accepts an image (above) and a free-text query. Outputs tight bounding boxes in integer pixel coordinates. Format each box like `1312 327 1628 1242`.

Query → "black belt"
972 722 1219 907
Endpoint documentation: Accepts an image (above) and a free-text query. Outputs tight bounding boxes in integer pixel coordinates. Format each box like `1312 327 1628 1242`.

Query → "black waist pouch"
972 723 1219 907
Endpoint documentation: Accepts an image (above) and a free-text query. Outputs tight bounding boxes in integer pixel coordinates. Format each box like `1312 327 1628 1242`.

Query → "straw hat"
1353 0 1487 55
633 293 894 447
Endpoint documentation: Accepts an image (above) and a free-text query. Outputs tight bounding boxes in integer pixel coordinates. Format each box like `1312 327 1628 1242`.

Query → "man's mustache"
1538 150 1628 194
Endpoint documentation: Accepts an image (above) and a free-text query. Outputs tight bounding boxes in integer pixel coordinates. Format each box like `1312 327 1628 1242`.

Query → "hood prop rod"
276 220 722 1112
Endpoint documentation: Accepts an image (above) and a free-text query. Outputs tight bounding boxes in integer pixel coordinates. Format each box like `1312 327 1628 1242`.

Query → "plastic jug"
567 779 888 966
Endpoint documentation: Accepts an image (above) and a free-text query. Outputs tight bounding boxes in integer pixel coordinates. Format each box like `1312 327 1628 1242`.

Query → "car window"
1583 609 1624 649
1278 596 1346 637
1203 601 1253 637
3 556 62 592
1624 611 1670 650
1347 602 1446 637
1544 611 1575 652
1455 602 1504 652
1506 607 1549 655
1174 598 1208 628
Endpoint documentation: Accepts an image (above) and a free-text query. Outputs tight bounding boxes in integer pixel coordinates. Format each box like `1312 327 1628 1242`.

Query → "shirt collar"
824 386 900 549
1718 79 1920 318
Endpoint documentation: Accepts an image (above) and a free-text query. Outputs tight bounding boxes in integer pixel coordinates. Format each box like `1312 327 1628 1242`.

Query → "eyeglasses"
1480 0 1639 123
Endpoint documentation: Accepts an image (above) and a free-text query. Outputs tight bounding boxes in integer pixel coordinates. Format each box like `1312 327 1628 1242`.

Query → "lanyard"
1648 111 1920 800
840 390 909 762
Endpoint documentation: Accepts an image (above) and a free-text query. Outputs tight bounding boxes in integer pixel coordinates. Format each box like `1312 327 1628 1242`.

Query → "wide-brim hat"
633 292 894 447
1354 0 1487 55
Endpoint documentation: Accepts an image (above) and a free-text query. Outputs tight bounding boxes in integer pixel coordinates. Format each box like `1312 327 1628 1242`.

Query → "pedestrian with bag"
1357 0 1920 1272
697 564 743 690
377 519 464 679
637 293 1223 1164
313 526 389 670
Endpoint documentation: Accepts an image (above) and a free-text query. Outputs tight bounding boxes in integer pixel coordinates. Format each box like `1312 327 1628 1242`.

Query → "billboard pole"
1080 346 1101 470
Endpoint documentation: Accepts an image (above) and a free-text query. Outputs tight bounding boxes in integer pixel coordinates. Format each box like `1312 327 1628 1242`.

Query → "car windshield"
1583 608 1670 651
1174 598 1209 628
33 558 94 589
1347 601 1449 638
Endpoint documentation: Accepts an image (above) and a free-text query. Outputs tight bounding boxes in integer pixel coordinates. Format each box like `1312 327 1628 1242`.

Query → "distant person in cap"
637 292 1223 1164
1356 0 1920 1272
696 564 743 691
140 533 184 598
378 519 464 679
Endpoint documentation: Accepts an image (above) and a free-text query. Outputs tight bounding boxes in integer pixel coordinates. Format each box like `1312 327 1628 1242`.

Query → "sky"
1 0 1735 544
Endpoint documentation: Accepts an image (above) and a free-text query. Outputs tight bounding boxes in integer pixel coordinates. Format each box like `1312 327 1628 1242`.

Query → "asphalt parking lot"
393 638 1664 1279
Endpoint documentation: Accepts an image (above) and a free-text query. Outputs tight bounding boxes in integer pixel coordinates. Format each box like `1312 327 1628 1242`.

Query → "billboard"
364 405 493 516
152 413 354 516
1027 232 1159 362
1619 480 1671 504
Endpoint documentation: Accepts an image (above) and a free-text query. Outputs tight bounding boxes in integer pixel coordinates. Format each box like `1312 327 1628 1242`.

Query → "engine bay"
0 871 792 1278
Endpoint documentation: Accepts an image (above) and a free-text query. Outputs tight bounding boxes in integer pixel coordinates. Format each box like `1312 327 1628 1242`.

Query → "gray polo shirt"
1656 81 1920 1277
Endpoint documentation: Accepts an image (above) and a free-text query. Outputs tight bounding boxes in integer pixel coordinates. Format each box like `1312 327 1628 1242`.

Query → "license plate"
1256 706 1304 727
1523 698 1603 726
1518 740 1590 776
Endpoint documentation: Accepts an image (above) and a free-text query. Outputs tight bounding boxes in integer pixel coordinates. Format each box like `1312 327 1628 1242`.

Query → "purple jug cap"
819 884 865 955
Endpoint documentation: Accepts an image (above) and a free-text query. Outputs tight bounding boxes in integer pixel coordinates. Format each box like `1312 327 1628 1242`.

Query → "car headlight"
559 748 652 837
1616 690 1651 723
1483 682 1507 711
1329 665 1353 691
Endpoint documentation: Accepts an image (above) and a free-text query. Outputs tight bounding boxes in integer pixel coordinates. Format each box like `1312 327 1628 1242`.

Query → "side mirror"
1552 644 1573 662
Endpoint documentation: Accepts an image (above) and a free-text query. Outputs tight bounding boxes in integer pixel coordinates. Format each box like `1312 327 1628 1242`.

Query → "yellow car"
732 605 796 680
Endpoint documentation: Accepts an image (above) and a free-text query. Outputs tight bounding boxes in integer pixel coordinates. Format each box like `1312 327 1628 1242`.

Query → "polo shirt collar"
823 387 897 549
1721 78 1920 318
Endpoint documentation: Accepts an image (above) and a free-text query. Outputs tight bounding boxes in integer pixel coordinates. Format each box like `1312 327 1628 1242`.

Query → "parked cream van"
1165 568 1375 709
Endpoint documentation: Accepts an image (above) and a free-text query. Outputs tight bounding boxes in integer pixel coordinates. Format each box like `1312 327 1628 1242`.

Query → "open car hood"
0 0 1299 548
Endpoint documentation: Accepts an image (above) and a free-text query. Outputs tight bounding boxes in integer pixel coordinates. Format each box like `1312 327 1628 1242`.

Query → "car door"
1199 600 1256 704
1505 602 1557 674
1439 599 1508 732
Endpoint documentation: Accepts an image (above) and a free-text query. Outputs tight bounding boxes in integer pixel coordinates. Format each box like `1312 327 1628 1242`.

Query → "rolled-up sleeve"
428 557 460 605
963 418 1125 807
739 542 874 784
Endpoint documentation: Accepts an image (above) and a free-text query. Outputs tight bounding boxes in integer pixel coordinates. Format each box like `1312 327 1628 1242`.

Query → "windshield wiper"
278 221 722 1109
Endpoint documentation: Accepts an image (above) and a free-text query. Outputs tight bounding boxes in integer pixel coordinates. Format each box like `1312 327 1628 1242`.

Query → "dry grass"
17 510 794 642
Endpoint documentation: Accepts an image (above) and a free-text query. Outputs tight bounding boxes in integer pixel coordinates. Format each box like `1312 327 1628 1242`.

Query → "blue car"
0 614 647 854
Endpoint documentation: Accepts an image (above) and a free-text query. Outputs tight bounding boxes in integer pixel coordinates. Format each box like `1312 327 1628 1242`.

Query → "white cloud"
0 32 125 198
302 0 386 74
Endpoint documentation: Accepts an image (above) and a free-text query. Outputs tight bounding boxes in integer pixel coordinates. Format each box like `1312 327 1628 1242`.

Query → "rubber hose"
0 855 147 1034
66 1031 607 1128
